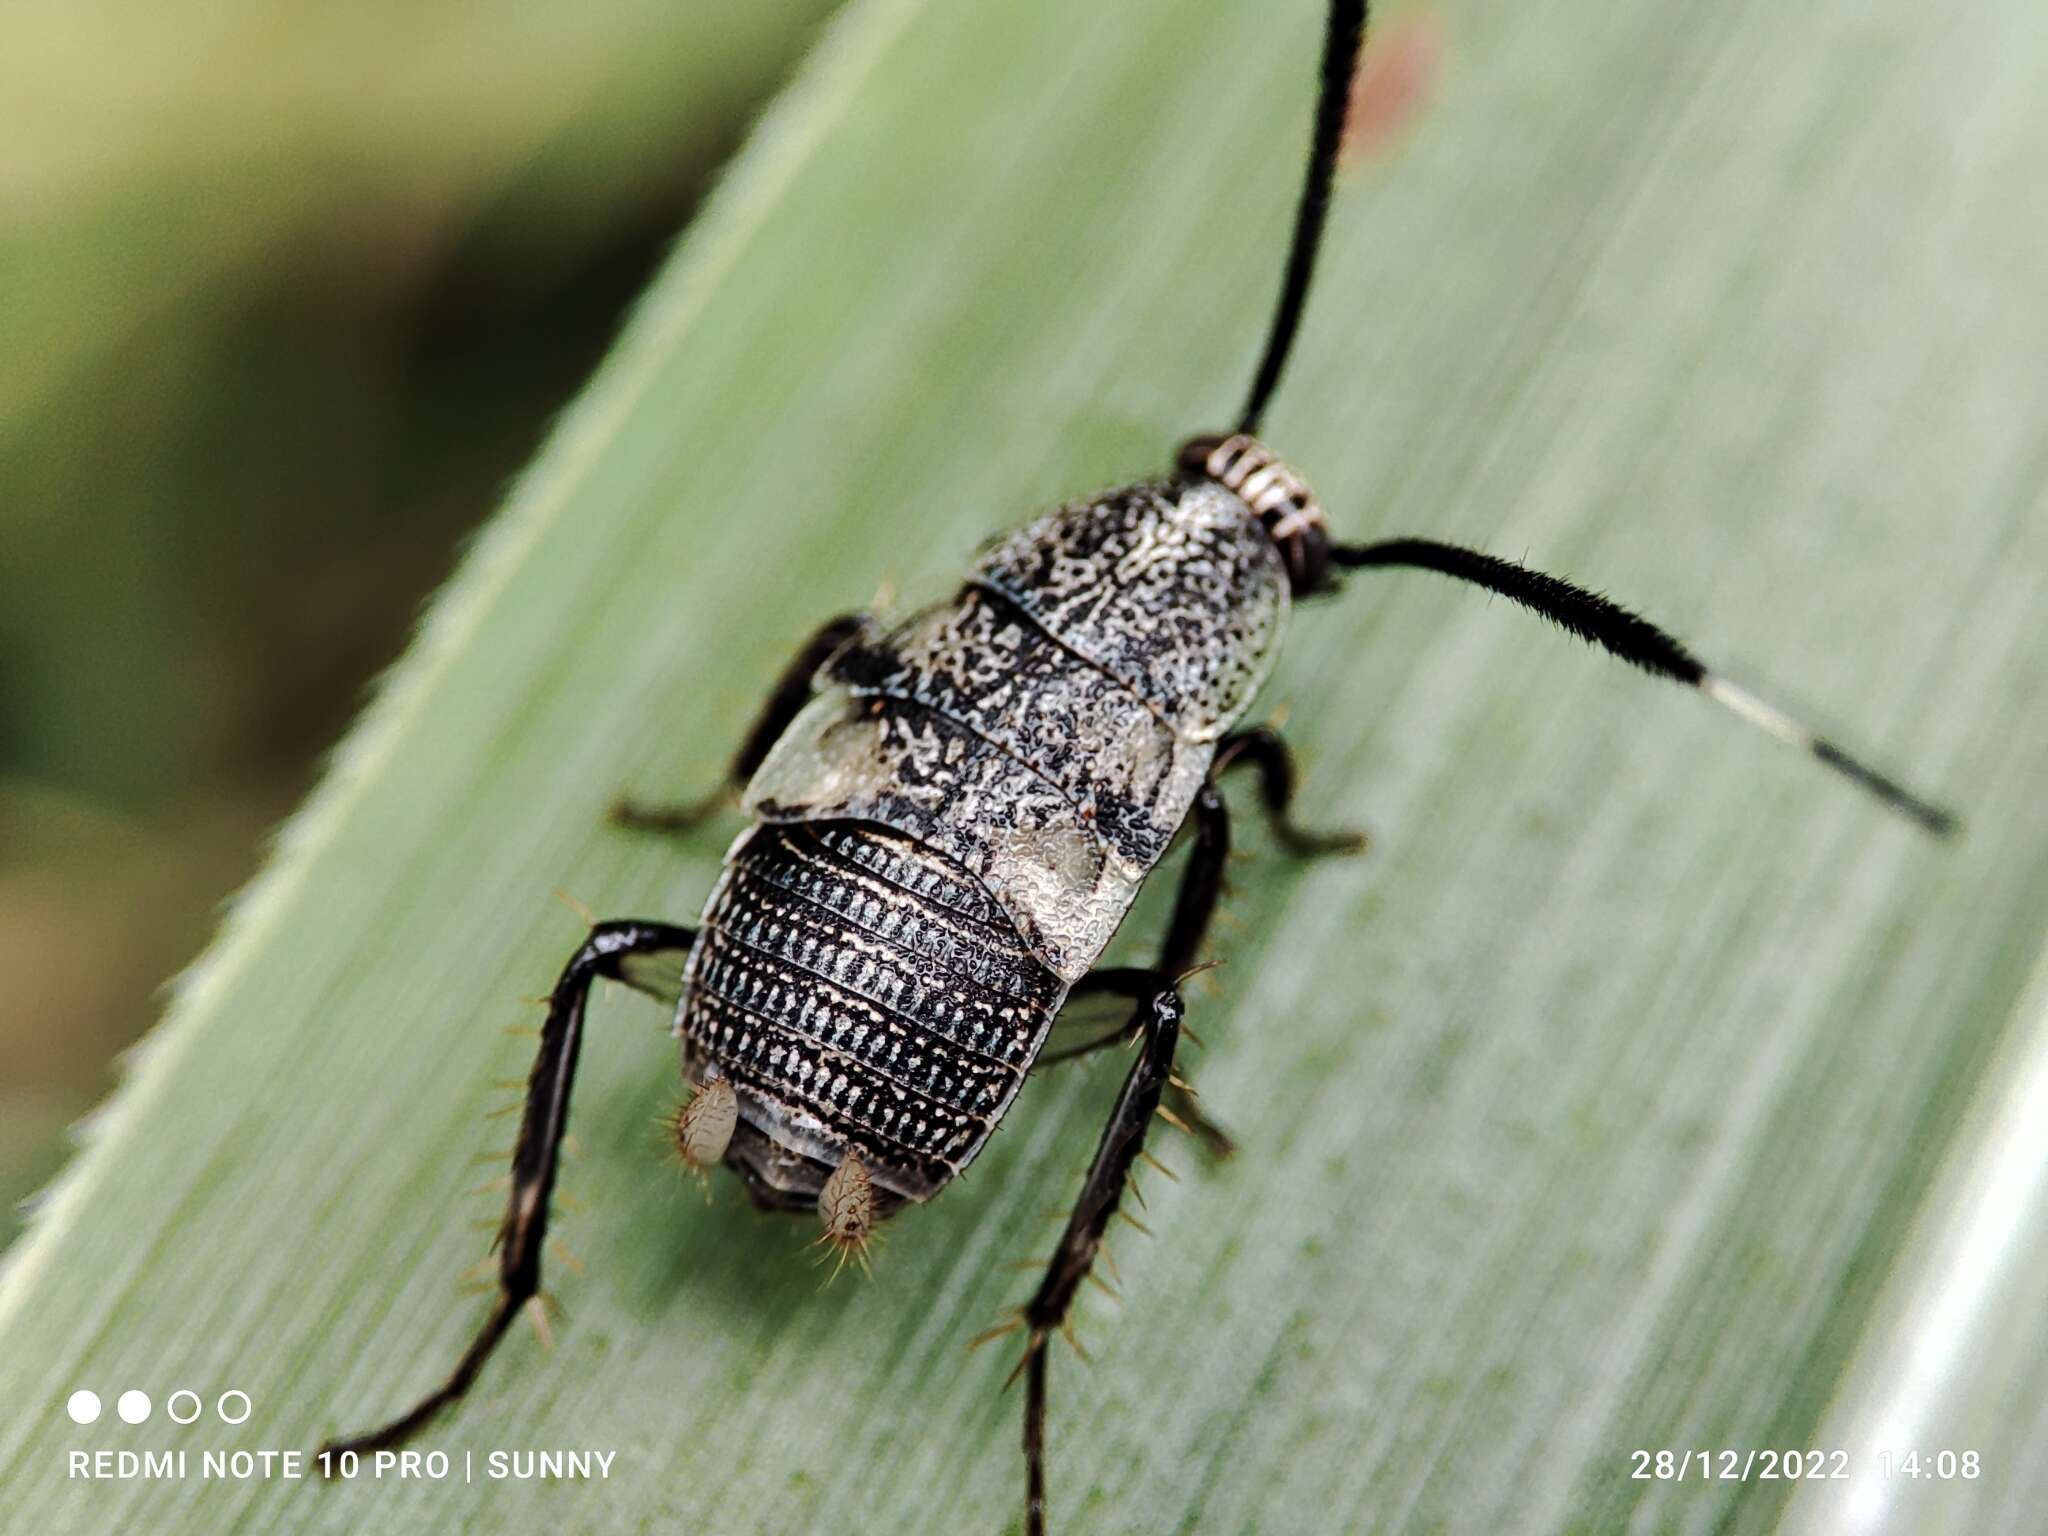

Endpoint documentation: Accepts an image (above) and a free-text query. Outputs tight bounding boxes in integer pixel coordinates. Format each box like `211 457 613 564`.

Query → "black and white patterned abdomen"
678 821 1066 1207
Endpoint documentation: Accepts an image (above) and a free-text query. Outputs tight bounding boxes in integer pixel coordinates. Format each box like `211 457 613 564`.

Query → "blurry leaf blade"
1783 936 2048 1536
3 0 2047 1533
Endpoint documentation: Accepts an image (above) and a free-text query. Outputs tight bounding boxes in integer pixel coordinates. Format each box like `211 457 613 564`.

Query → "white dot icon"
66 1390 102 1425
118 1390 152 1424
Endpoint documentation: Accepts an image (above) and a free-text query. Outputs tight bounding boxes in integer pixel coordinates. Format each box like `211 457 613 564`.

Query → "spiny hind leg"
1005 975 1185 1536
1119 729 1363 1149
1015 751 1354 1525
319 919 699 1459
1047 784 1234 1158
611 612 869 835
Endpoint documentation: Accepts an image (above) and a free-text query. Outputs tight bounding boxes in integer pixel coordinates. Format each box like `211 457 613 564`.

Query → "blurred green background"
0 0 846 1247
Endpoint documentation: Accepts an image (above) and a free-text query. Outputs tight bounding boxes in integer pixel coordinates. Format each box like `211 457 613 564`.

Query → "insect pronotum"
320 3 1956 1530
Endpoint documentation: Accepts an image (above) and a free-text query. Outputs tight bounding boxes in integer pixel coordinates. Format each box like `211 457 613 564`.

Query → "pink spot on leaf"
1342 12 1444 165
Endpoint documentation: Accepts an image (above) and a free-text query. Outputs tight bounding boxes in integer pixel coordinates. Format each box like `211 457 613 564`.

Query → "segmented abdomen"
679 820 1066 1204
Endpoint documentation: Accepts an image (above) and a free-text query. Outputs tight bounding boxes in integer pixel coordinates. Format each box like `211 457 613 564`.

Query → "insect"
320 2 1955 1530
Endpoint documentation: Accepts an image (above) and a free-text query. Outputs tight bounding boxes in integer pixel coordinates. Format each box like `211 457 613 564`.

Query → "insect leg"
319 918 696 1459
612 612 869 834
1215 725 1368 856
1039 969 1158 1066
1159 781 1229 980
1018 976 1184 1536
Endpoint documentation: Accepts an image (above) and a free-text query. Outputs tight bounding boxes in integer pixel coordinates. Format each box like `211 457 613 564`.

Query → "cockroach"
320 3 1954 1530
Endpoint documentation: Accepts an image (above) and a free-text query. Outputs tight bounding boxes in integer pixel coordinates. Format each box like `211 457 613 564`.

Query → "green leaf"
4 0 2044 1531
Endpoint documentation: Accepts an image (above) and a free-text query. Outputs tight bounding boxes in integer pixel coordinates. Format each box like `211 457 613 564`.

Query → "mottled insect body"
324 5 1953 1532
682 477 1287 1208
753 479 1288 973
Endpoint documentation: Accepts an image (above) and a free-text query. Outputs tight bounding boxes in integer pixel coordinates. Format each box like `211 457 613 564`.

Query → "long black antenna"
1237 0 1370 437
1333 537 1959 835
